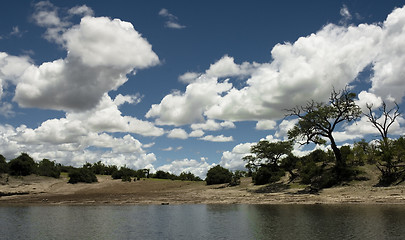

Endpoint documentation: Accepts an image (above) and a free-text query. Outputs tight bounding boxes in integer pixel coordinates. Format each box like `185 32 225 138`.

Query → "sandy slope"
1 173 405 206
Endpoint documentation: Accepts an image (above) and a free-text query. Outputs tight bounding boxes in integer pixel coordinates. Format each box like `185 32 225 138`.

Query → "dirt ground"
1 171 405 206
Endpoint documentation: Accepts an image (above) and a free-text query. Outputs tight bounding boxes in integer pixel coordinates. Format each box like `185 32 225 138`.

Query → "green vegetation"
68 168 98 184
8 153 37 176
242 89 404 190
0 154 7 174
206 165 232 185
37 159 61 178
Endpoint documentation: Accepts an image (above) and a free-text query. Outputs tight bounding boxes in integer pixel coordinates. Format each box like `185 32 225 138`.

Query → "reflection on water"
1 204 405 239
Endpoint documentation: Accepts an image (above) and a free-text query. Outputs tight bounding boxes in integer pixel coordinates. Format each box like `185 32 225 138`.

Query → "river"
1 204 405 239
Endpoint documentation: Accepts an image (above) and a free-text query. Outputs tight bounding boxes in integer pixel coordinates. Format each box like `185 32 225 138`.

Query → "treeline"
0 154 202 184
242 136 405 190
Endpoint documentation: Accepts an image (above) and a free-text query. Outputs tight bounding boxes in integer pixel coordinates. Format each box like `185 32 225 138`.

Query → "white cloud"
68 5 94 16
255 120 277 130
220 143 253 170
189 129 205 138
157 158 214 179
199 134 233 142
162 147 173 151
339 4 352 24
178 72 201 84
0 103 14 118
12 15 159 112
355 91 383 112
275 119 298 139
147 7 405 125
0 123 156 169
167 128 188 139
191 119 235 131
158 8 186 29
205 55 259 79
369 6 405 103
146 76 232 125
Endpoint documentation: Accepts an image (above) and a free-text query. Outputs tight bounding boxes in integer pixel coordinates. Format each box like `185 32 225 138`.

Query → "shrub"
0 154 7 173
206 165 232 185
179 171 202 181
297 160 323 185
253 165 285 185
229 171 243 186
8 153 37 176
112 166 136 180
37 159 61 178
68 168 98 184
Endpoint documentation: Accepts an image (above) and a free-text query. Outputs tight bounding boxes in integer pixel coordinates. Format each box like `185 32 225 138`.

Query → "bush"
206 165 232 185
0 154 7 174
179 171 202 181
253 165 285 185
297 161 323 185
111 166 136 180
68 168 98 184
229 171 243 186
37 159 61 178
8 153 37 176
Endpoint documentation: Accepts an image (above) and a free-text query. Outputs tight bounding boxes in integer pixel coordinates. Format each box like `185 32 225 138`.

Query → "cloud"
0 123 156 169
146 76 232 125
339 4 352 24
148 6 405 127
13 15 159 112
158 8 186 29
0 103 14 117
178 72 201 84
191 119 235 131
189 129 205 138
167 128 188 139
68 5 94 16
355 91 383 112
157 158 214 178
220 143 253 170
255 120 277 130
199 134 234 142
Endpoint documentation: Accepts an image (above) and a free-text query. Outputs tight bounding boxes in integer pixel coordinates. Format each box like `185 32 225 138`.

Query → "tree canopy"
287 88 362 169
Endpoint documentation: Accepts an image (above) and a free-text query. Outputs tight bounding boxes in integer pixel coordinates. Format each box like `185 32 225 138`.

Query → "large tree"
364 101 402 185
243 140 293 169
287 88 362 169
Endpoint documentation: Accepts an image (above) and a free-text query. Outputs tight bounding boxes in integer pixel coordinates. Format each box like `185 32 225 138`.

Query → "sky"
1 0 405 178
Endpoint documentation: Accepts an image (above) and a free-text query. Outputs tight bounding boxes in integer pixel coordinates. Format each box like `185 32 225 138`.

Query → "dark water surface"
1 204 405 239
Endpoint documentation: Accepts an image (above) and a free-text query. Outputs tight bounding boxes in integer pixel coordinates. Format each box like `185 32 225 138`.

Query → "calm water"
1 204 405 239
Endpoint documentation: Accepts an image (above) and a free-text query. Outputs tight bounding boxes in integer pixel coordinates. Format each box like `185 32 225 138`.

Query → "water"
1 204 405 240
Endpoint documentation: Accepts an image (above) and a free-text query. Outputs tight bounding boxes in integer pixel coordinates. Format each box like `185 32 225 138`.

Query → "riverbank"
1 170 405 206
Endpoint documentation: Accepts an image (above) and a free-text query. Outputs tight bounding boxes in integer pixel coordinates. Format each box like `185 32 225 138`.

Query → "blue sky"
1 0 405 178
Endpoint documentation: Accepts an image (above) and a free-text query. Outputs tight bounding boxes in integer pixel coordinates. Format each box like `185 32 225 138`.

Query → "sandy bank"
1 174 405 206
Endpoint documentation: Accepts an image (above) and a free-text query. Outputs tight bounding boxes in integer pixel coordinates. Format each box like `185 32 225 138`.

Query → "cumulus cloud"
13 15 159 112
189 129 205 138
199 134 234 142
147 6 405 130
158 8 186 29
191 119 235 131
220 143 253 170
178 72 201 84
255 120 277 130
167 128 188 139
146 76 232 125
